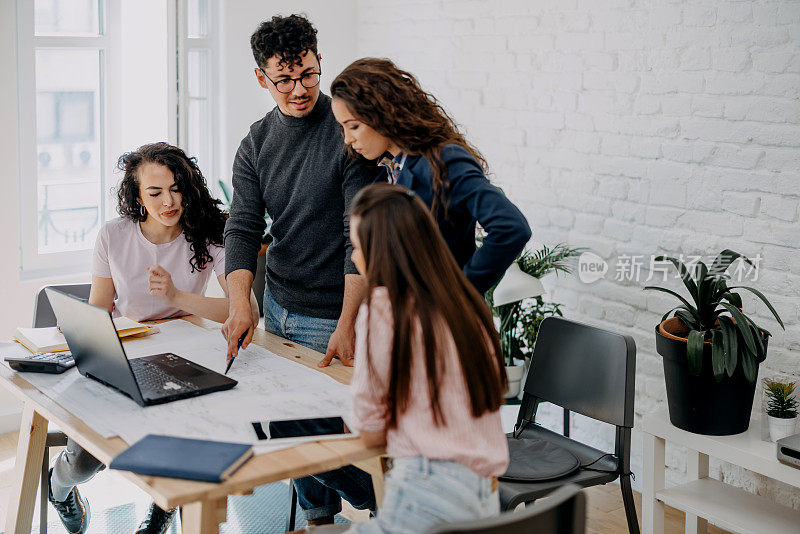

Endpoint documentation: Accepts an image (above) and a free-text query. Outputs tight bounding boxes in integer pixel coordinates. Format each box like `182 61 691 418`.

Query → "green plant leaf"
744 316 768 364
661 306 681 323
726 286 785 329
710 277 733 302
718 316 738 377
644 286 700 322
687 329 705 376
740 342 757 383
708 249 753 276
721 291 743 309
675 308 700 330
710 329 725 382
719 302 759 357
696 261 710 308
654 255 699 304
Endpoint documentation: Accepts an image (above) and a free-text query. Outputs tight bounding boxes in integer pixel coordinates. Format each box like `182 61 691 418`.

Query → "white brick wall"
355 0 800 506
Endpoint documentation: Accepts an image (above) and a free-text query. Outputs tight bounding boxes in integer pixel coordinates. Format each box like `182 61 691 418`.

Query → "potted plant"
488 244 583 398
645 249 784 435
764 379 798 442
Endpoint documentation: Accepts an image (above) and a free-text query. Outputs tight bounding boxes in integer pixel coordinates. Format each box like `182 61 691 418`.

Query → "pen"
225 333 246 375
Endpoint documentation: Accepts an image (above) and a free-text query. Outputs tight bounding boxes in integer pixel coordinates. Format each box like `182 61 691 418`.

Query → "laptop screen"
45 287 145 405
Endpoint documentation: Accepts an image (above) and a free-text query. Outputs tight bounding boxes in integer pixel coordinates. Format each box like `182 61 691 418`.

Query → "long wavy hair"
331 58 488 216
352 183 506 428
116 142 227 273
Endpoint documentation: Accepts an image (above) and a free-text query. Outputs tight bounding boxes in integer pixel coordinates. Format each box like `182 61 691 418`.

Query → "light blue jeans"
262 287 339 354
341 457 500 534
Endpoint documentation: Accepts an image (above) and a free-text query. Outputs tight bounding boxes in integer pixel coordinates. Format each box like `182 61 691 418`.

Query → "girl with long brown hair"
335 183 509 532
330 57 531 295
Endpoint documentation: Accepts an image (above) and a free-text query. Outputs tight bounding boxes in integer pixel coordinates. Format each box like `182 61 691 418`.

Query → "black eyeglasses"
260 68 321 94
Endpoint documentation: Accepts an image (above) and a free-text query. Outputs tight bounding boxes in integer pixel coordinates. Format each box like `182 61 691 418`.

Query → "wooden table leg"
685 450 709 534
352 456 386 508
182 497 227 534
642 432 665 534
4 403 48 534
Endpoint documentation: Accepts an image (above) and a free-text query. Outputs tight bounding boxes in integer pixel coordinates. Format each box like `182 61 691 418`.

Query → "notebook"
13 316 153 353
110 435 253 482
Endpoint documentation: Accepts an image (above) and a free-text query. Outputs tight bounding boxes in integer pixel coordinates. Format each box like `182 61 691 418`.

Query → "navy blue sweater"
390 144 532 294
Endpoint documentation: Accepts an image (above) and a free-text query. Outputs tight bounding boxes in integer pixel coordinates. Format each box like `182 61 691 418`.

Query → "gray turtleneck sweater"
224 93 375 319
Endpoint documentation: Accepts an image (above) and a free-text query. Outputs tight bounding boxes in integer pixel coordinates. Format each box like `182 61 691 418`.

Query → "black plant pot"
655 318 765 436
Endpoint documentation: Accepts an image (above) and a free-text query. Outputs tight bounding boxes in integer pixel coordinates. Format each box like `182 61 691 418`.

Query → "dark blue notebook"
110 434 253 482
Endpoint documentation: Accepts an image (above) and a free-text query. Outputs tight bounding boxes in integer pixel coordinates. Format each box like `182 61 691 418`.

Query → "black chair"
32 283 91 534
427 484 586 534
310 484 586 534
500 316 639 534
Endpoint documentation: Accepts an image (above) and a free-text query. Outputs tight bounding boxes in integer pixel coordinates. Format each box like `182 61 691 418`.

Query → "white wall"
356 0 800 508
218 0 358 184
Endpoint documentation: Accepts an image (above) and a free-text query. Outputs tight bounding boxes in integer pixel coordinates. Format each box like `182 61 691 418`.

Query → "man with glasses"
222 14 376 525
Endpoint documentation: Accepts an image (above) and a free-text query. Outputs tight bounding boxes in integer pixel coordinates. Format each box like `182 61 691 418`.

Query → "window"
17 0 174 276
179 0 218 191
16 0 115 275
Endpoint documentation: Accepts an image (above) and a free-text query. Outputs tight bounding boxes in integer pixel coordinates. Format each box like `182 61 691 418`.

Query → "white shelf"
657 478 800 534
642 408 800 488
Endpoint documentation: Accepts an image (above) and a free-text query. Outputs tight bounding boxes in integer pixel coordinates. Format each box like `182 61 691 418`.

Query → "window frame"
177 0 220 195
16 0 121 278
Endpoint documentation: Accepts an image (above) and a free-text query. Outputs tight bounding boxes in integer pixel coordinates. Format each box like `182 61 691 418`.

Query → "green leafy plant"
488 243 584 366
764 379 798 419
644 249 784 383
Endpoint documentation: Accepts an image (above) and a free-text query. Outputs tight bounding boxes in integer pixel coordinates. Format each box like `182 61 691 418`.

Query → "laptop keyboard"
129 358 198 395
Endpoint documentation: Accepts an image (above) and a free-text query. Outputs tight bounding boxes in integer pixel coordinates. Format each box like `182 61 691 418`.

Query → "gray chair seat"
500 424 618 510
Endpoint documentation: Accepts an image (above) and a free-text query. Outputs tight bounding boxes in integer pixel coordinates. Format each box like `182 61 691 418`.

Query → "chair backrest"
524 316 636 428
33 284 92 328
426 484 586 534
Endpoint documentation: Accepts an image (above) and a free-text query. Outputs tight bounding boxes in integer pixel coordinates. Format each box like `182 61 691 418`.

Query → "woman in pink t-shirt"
90 142 257 323
318 183 509 533
48 142 257 534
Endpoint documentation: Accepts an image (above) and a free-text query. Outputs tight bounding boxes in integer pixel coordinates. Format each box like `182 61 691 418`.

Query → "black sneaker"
135 502 177 534
47 469 91 534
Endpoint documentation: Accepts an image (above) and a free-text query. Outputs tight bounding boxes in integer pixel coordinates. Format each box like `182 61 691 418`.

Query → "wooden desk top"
0 317 383 509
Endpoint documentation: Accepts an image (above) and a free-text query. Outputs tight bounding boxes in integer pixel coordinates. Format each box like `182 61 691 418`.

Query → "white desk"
642 409 800 534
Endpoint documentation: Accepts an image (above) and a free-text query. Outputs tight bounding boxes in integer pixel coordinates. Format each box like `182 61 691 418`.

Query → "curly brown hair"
331 57 488 215
116 142 227 273
250 14 318 70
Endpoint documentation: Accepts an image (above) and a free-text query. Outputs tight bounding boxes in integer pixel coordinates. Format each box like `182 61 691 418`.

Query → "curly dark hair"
250 14 318 70
331 58 488 216
116 142 227 273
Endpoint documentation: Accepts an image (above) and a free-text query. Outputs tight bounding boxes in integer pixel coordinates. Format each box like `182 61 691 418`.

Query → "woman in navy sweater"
330 58 531 294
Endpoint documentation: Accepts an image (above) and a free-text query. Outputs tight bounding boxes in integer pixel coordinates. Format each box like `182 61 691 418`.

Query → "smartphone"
251 416 352 442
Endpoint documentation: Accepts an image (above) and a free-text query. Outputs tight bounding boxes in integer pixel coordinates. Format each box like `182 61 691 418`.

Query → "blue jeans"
262 287 376 520
340 458 499 534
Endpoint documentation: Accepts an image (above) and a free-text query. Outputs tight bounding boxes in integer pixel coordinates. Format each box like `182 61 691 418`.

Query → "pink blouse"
350 287 509 478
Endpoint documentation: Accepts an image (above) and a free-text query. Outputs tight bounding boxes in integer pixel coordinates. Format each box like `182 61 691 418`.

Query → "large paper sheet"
2 322 352 451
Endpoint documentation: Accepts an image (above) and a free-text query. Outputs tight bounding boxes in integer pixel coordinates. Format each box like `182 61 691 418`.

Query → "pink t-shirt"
350 287 509 478
92 217 225 321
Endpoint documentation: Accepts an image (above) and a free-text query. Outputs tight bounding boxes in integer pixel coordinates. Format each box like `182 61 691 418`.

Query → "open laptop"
46 287 236 407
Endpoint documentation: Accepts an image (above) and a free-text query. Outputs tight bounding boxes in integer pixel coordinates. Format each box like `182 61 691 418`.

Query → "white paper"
3 322 352 447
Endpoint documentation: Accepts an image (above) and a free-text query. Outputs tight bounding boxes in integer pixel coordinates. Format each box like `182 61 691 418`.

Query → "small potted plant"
764 379 798 442
489 244 583 398
645 250 784 435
